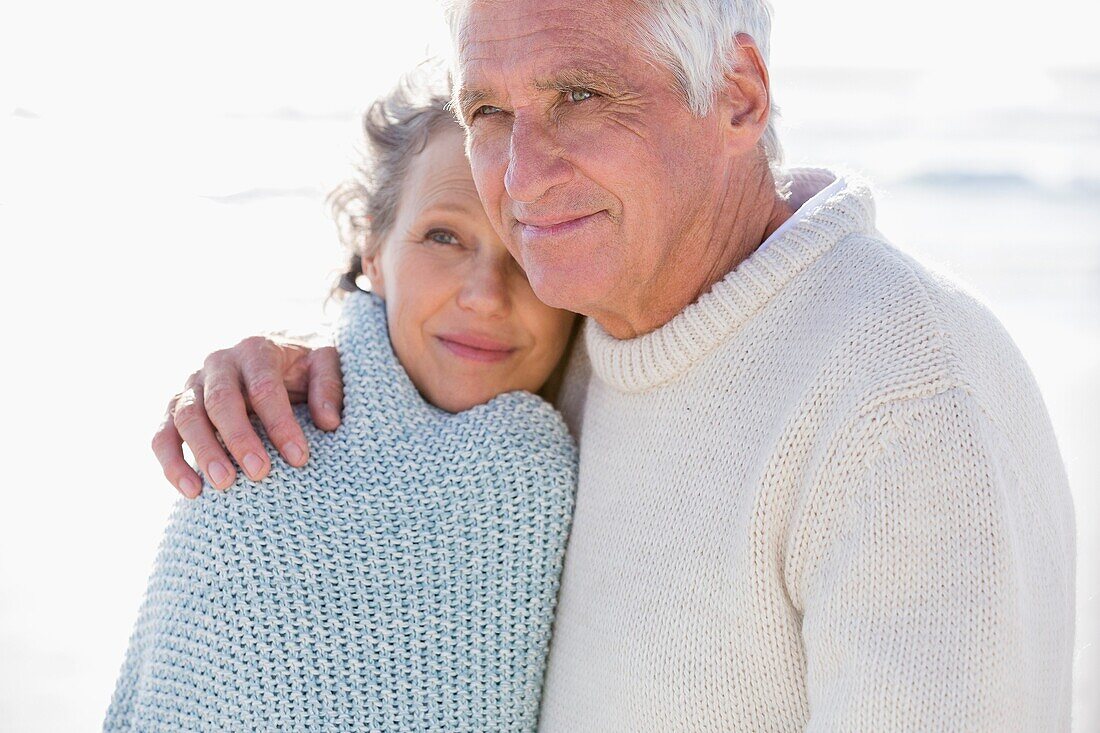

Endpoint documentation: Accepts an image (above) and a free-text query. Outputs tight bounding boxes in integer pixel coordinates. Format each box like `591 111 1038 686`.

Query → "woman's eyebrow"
416 199 481 219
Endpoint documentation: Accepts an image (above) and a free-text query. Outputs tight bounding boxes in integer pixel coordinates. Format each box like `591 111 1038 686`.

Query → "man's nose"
456 253 512 317
504 112 572 203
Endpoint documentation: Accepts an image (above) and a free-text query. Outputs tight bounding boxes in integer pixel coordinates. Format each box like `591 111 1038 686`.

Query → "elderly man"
153 0 1076 730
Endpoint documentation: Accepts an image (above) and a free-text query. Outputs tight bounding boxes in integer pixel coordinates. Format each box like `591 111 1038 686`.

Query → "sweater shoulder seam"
784 383 985 612
845 233 976 401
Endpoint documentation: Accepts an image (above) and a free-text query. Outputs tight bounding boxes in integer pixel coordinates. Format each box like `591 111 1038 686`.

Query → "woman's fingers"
235 338 310 468
151 404 204 499
306 346 344 432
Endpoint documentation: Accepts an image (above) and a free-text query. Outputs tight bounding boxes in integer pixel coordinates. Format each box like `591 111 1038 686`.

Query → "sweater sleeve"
792 387 1075 732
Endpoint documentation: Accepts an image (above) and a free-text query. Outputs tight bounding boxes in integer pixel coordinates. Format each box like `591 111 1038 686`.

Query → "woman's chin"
425 382 507 414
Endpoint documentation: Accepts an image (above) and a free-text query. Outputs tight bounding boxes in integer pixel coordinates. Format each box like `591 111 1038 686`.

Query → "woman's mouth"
435 333 517 363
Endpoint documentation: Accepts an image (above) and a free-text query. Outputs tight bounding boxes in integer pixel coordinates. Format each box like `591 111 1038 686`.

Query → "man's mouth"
516 211 604 239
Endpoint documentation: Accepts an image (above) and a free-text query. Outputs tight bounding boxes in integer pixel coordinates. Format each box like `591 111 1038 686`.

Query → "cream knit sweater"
539 168 1076 732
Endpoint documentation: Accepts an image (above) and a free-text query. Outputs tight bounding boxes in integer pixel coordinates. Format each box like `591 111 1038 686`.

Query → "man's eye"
567 89 595 103
426 229 460 246
473 104 502 118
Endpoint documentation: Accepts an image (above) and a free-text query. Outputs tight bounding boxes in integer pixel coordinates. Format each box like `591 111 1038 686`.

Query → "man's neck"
593 164 794 340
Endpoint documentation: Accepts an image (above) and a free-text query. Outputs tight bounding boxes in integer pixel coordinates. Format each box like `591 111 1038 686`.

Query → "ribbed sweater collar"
585 168 877 392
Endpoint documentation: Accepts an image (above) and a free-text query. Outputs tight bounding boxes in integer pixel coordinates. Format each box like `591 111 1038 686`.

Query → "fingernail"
180 476 201 498
208 461 231 487
243 453 265 479
323 401 338 419
282 442 306 465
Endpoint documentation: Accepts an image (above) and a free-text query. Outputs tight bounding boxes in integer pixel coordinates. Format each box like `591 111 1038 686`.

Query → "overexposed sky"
3 0 1098 120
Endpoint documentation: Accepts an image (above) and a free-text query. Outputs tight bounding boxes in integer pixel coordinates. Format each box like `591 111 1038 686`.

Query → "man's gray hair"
443 0 782 167
631 0 781 167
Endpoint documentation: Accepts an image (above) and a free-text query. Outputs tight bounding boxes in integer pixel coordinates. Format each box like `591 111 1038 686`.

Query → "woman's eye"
426 229 460 246
567 89 594 103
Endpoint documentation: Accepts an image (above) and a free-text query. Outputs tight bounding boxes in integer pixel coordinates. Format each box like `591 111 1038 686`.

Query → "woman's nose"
456 254 512 317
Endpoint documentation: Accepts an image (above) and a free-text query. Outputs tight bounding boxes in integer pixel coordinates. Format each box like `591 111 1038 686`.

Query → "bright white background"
2 1 1097 730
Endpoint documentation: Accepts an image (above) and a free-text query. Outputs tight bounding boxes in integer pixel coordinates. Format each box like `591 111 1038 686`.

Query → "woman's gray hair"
329 62 456 298
442 0 782 168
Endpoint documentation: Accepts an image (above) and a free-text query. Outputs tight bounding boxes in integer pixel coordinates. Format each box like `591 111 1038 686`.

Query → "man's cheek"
505 233 525 267
467 136 508 188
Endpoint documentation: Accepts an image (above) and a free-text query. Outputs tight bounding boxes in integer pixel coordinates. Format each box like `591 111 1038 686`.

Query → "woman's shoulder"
168 386 575 495
173 290 578 508
458 390 577 462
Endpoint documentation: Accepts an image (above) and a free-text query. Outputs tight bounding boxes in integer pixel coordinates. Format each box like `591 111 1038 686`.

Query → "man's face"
454 0 730 318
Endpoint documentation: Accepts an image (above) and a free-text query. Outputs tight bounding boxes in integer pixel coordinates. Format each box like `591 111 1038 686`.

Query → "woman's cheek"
384 297 413 362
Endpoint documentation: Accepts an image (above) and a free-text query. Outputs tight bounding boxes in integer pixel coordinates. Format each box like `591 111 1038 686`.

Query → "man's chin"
526 265 603 315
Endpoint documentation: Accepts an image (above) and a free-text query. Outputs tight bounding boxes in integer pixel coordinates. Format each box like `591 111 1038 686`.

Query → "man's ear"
362 247 386 299
719 33 771 153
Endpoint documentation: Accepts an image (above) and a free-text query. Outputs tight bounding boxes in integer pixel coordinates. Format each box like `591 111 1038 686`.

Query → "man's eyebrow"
534 67 627 95
453 87 492 118
454 67 629 116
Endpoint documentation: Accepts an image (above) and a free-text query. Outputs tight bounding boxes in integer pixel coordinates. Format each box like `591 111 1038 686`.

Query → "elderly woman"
103 66 578 732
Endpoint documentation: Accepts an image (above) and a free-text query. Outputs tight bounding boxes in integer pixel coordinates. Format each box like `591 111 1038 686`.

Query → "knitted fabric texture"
104 291 577 732
539 168 1076 732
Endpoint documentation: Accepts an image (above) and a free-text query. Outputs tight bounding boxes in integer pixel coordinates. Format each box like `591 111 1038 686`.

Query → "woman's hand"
152 335 345 498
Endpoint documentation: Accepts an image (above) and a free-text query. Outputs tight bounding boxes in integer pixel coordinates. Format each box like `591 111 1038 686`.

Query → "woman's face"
364 124 577 413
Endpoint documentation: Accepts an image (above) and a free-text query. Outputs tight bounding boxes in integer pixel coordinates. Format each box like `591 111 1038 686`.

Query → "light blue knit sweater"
104 291 577 732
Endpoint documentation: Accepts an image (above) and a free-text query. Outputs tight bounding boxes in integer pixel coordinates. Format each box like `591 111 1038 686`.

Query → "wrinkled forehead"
446 0 620 40
449 0 642 88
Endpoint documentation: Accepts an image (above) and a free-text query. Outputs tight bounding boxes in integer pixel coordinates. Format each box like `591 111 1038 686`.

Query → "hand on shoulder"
151 334 344 498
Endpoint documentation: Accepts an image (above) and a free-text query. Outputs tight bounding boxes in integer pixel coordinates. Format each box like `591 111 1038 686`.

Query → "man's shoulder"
837 231 1017 354
818 231 1039 418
